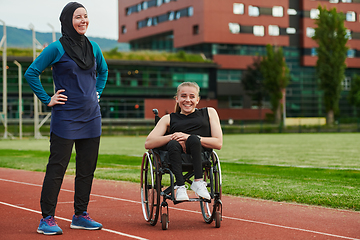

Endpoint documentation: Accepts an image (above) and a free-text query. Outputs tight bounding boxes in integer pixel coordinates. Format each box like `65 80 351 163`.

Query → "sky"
0 0 119 40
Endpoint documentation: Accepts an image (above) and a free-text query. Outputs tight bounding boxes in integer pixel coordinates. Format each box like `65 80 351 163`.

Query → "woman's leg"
185 135 203 180
40 133 74 218
186 135 210 199
167 140 185 186
73 136 100 216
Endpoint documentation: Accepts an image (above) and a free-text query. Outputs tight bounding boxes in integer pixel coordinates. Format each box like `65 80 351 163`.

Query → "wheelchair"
140 109 223 230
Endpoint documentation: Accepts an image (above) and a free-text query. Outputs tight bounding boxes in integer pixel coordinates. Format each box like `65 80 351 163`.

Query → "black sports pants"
40 133 100 218
167 135 203 186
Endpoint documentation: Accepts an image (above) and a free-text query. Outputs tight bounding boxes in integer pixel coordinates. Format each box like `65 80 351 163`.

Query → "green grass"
0 133 359 211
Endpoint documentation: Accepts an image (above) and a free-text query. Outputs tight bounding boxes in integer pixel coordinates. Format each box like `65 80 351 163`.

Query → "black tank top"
170 108 211 137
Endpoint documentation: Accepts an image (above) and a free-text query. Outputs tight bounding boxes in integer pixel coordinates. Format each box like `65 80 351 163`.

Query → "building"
118 0 360 120
2 56 217 121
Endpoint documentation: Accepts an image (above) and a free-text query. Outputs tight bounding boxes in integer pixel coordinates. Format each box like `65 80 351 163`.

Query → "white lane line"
223 215 360 240
1 178 359 240
0 201 148 240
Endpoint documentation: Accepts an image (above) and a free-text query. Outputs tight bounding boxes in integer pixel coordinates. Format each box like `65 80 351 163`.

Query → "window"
346 11 356 22
342 76 351 90
157 0 163 6
121 26 127 34
311 48 317 56
188 6 194 16
329 0 339 3
168 11 174 21
137 3 142 12
233 3 244 15
287 9 297 15
272 6 283 17
310 9 320 19
286 27 296 34
175 11 181 19
153 17 158 26
306 27 315 37
341 0 352 2
253 25 264 36
249 6 259 17
142 1 148 10
193 25 199 35
229 96 243 108
268 25 279 36
148 0 157 8
346 29 352 40
229 23 240 34
147 18 152 27
347 49 355 58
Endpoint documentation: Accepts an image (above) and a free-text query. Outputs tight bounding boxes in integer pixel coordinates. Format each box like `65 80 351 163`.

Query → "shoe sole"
37 229 63 235
176 197 189 201
70 224 102 230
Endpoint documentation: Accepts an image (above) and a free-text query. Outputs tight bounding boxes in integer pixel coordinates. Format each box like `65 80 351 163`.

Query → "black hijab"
59 2 94 70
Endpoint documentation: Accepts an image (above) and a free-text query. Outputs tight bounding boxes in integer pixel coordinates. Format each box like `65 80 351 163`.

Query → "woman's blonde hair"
174 82 200 113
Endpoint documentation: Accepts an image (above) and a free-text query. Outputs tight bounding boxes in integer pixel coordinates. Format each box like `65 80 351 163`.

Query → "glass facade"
115 30 360 118
130 32 174 51
0 59 215 120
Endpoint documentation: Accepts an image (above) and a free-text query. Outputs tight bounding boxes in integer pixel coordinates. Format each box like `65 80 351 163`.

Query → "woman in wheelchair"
145 82 223 201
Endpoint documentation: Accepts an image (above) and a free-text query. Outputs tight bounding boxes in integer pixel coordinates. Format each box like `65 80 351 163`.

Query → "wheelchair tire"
141 152 161 226
161 213 169 230
200 151 222 224
214 211 221 228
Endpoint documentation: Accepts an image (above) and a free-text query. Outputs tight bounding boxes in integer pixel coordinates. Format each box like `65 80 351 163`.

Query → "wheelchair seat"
152 148 212 172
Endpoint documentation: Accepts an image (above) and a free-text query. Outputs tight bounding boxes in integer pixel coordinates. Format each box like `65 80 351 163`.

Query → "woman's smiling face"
176 85 200 115
72 7 89 35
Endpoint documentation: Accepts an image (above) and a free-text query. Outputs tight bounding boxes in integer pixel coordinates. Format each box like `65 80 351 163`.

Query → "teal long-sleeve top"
24 40 108 139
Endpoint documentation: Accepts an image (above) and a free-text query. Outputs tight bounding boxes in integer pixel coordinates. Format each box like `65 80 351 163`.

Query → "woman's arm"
92 41 108 97
145 114 172 149
199 107 223 150
24 42 62 105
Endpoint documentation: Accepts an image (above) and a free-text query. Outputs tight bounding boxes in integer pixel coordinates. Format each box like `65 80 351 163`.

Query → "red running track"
0 168 359 240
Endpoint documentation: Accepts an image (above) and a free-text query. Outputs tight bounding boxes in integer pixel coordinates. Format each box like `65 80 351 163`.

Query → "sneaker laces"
77 212 94 222
44 216 57 226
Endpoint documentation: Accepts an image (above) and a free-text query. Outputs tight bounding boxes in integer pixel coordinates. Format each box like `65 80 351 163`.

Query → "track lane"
0 168 359 240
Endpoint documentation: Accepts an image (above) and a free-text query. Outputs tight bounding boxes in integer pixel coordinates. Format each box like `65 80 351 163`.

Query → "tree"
312 5 348 125
260 44 290 124
348 74 360 116
242 57 268 121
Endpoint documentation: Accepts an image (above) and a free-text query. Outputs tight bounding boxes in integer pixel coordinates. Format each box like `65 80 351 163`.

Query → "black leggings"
167 135 203 186
40 133 100 218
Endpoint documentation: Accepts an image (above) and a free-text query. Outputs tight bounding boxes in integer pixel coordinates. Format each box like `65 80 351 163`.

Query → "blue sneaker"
70 212 102 230
37 216 63 235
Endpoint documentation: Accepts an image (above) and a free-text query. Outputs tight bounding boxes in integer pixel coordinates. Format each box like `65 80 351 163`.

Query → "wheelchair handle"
152 109 159 116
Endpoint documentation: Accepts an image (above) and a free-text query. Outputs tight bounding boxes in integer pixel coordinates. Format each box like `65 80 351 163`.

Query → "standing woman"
25 2 108 235
145 82 223 201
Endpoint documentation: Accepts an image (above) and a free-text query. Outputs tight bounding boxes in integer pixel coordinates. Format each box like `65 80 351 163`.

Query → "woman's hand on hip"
47 89 67 107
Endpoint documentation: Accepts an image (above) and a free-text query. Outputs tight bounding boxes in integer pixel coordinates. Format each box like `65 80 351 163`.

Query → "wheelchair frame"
140 109 223 230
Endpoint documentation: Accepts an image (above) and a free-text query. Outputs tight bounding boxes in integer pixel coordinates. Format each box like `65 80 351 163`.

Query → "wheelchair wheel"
214 211 221 228
141 151 161 226
161 213 169 230
200 151 222 225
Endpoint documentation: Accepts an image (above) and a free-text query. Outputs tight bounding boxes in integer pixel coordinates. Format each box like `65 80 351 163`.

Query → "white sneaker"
191 180 211 200
175 185 189 201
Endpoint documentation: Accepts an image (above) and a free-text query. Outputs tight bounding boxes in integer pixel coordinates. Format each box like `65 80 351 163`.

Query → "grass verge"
1 149 359 211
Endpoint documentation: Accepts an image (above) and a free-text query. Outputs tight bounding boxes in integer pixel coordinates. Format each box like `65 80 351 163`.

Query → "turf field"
0 133 359 210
